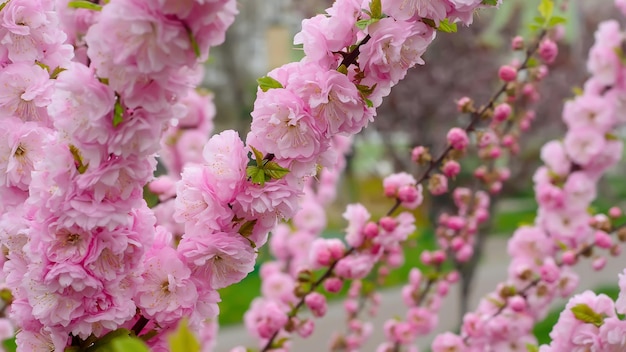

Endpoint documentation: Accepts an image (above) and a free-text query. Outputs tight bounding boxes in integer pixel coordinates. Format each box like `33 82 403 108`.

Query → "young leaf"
548 16 567 28
238 220 257 238
110 336 150 352
249 145 265 166
526 344 539 352
187 29 201 59
257 76 283 92
481 0 498 5
538 0 553 21
50 66 67 79
68 0 103 10
251 167 267 186
438 19 457 33
571 303 604 327
369 0 382 19
113 100 124 127
263 161 290 180
0 2 8 12
2 337 16 352
168 318 200 352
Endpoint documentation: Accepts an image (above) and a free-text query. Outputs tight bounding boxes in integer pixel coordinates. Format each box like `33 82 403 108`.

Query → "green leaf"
113 99 124 127
186 26 201 59
0 1 8 12
2 337 16 352
68 0 103 11
526 343 539 352
238 220 257 238
364 98 373 108
35 61 50 72
356 83 377 97
538 0 553 21
86 328 131 351
356 19 372 30
437 19 457 33
548 16 567 27
369 0 382 19
422 18 436 29
247 166 267 186
257 76 283 92
337 64 348 74
50 66 66 79
110 336 150 352
571 303 604 327
249 145 265 166
99 77 109 85
481 0 498 5
168 318 200 352
69 144 89 174
263 161 290 180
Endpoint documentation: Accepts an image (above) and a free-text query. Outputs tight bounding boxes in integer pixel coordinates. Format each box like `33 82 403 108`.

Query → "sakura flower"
177 232 256 289
136 247 198 324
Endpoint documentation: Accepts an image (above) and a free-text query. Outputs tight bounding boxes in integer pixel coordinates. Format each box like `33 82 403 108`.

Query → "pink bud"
595 231 613 249
421 251 433 265
493 103 512 122
446 271 460 283
538 39 558 64
428 174 449 196
457 96 472 112
498 65 517 82
297 319 315 338
519 119 531 131
540 259 560 283
411 146 428 163
344 299 358 314
384 185 397 197
380 217 397 232
442 160 461 178
437 281 449 296
498 168 511 181
609 207 622 218
432 250 446 265
489 181 503 194
447 216 466 231
509 296 526 312
398 185 419 204
502 135 515 147
455 244 473 262
409 268 422 286
475 208 490 223
451 237 465 251
488 147 502 159
363 222 379 239
324 278 343 293
511 36 524 50
562 251 577 266
474 166 487 179
447 128 470 151
592 257 607 271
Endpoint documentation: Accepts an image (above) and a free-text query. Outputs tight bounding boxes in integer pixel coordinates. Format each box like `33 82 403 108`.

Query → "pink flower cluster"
539 290 626 351
444 17 626 351
0 0 237 350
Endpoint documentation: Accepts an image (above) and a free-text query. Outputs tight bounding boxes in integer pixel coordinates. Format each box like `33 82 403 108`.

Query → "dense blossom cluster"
4 0 626 351
0 0 236 350
430 15 626 352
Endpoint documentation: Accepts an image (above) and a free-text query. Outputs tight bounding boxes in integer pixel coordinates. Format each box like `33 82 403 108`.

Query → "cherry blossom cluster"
431 14 626 351
332 25 558 351
0 0 236 350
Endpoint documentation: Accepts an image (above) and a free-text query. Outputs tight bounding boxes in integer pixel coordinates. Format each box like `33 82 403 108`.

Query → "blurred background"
197 0 626 349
